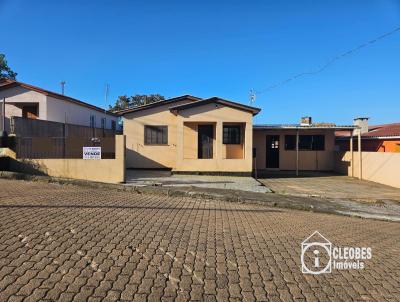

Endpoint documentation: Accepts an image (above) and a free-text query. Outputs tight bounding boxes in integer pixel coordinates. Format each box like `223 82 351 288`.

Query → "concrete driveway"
259 172 400 203
125 169 269 193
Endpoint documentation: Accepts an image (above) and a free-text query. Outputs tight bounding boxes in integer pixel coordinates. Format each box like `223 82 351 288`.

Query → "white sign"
83 147 101 159
301 231 372 275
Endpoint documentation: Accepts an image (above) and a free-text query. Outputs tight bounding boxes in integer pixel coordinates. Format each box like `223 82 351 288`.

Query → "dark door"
266 135 279 168
198 125 214 159
22 105 38 119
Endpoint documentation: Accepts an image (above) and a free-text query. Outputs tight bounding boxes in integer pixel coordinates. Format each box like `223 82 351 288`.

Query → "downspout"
296 129 299 176
358 129 362 180
349 130 353 177
1 98 5 134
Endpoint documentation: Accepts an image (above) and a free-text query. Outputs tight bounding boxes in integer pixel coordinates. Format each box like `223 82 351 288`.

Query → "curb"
0 171 307 209
1 171 399 222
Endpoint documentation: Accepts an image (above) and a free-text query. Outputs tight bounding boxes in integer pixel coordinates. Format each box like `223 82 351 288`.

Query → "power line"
254 25 400 96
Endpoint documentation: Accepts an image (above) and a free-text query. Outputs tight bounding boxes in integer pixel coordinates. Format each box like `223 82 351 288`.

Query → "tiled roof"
336 123 400 138
364 123 400 137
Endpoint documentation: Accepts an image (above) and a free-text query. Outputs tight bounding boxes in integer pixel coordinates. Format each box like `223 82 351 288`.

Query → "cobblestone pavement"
0 179 399 301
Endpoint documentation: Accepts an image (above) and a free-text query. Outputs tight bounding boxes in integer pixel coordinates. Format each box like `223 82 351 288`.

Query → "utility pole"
1 98 5 135
60 81 66 95
103 83 109 133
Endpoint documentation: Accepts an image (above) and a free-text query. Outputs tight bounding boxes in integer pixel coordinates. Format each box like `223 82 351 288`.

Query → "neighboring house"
253 117 355 172
0 78 119 133
336 118 400 152
119 95 260 174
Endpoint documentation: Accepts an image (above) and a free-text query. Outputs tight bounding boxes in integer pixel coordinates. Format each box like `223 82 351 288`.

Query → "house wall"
0 86 47 132
335 151 400 188
176 104 253 173
46 96 118 129
123 100 191 169
253 129 336 171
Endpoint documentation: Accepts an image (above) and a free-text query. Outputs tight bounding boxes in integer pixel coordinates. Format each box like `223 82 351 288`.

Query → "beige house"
120 95 260 174
0 78 119 133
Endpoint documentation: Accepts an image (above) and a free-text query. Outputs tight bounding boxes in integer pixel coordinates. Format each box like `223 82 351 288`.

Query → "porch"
175 120 253 173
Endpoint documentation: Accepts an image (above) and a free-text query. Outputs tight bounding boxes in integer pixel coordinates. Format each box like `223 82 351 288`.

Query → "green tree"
0 54 17 80
109 95 131 111
109 94 165 112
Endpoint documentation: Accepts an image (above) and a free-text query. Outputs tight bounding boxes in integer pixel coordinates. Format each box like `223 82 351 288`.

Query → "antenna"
104 83 109 107
60 81 66 95
104 83 109 129
249 89 256 105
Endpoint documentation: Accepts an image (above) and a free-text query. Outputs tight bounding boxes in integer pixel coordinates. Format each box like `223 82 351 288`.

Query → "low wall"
9 135 126 184
335 151 400 188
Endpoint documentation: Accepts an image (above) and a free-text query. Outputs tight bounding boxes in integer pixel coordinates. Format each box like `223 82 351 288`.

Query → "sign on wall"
83 147 101 159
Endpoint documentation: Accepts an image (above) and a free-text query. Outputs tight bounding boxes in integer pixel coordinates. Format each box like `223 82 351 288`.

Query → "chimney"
353 117 369 134
300 116 312 126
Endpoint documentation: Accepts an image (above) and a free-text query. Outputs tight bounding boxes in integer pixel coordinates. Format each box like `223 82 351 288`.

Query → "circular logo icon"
301 242 331 274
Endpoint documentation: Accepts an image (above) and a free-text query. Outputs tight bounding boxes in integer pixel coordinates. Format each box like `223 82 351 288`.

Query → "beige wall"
176 104 253 172
335 151 400 188
123 101 254 173
253 129 336 171
123 101 191 169
10 135 125 184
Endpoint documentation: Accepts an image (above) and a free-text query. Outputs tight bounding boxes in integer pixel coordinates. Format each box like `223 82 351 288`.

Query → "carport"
253 122 362 178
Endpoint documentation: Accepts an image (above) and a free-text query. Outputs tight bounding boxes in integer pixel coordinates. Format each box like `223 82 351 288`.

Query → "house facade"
0 78 119 133
120 95 260 174
120 96 358 175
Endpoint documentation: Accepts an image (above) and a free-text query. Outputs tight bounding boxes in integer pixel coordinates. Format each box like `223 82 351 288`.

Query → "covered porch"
253 124 363 179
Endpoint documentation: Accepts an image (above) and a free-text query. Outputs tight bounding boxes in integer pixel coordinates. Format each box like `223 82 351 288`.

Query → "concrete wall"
335 151 400 188
9 135 125 184
253 129 336 171
123 100 254 173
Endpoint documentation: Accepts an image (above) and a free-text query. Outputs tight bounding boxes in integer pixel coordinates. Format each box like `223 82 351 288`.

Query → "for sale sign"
83 147 101 159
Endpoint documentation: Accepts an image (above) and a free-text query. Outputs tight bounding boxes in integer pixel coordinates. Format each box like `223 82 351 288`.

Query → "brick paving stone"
0 179 399 301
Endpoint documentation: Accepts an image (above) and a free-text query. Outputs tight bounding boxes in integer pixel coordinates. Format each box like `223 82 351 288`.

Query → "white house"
0 78 119 133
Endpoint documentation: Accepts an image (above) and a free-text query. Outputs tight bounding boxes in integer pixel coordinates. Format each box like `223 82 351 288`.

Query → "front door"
266 135 279 168
198 125 213 159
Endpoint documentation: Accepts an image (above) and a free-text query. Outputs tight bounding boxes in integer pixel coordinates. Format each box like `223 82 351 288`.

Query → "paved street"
0 179 399 301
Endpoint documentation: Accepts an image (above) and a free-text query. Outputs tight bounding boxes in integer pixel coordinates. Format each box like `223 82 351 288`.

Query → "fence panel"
11 116 116 138
11 117 117 159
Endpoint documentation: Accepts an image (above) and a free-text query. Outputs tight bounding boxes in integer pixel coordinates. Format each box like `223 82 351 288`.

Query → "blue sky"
1 0 399 125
